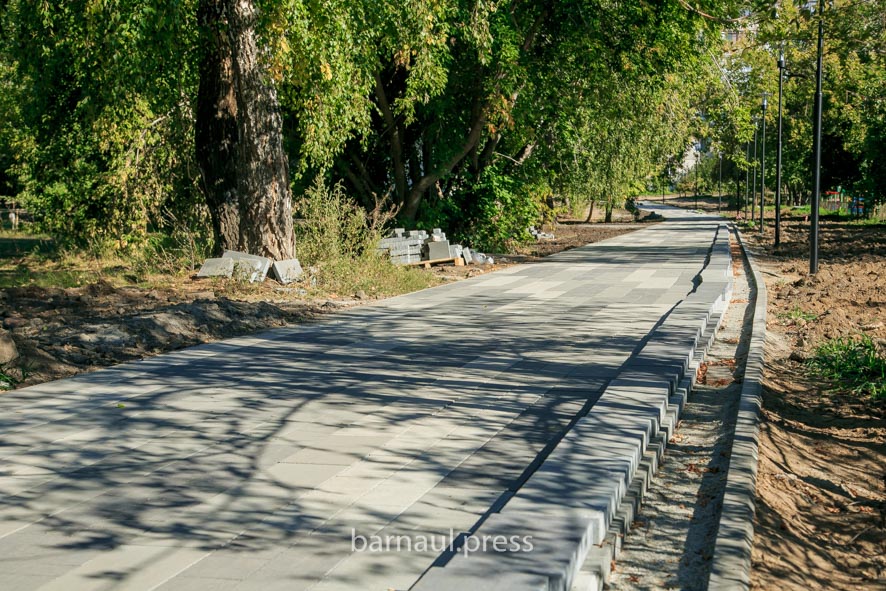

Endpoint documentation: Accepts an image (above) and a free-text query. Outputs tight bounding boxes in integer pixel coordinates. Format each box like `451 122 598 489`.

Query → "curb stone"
707 225 767 591
411 222 734 591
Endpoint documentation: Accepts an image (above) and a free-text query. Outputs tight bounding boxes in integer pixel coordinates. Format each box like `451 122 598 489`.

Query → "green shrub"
294 180 436 296
808 335 886 400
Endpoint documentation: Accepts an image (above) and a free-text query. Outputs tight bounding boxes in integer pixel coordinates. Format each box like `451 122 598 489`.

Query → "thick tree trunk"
225 0 294 260
196 0 240 252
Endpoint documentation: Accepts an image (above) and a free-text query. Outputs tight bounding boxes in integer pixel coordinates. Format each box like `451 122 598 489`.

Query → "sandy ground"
743 217 886 590
0 221 647 389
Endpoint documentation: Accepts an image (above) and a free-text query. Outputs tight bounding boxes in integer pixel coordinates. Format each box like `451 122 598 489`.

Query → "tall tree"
196 0 294 259
196 0 240 252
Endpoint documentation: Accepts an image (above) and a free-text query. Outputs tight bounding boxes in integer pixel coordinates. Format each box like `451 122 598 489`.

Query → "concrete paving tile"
154 576 242 591
0 208 727 590
34 545 211 591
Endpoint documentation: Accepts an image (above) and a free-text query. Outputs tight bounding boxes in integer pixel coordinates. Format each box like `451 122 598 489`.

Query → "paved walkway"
1 207 721 591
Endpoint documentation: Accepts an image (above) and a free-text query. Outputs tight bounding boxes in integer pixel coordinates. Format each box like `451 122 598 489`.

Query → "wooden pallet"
404 256 465 268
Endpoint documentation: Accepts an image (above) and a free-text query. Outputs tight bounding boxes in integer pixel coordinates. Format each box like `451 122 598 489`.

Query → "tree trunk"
403 112 487 220
584 199 595 223
374 71 407 205
225 0 294 260
196 0 240 253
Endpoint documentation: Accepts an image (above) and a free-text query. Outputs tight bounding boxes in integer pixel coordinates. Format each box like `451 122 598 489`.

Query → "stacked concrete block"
378 231 425 265
379 228 470 265
422 228 451 260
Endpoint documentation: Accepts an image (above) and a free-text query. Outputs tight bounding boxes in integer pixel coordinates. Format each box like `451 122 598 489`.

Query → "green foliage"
1 0 201 246
2 0 879 266
1 368 20 391
295 179 385 263
809 335 886 400
294 180 435 296
444 167 538 253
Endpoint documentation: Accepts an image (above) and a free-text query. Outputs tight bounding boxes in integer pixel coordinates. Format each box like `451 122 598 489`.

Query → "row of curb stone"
412 223 735 591
707 227 767 591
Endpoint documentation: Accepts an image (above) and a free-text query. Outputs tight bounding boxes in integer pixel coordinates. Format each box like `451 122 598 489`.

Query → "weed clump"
294 180 436 297
808 334 886 400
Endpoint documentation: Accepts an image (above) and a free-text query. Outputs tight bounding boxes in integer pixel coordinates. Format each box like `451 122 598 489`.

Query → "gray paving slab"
0 207 727 590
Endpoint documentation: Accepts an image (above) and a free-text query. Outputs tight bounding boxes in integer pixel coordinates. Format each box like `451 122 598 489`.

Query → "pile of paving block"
378 228 493 266
529 225 555 240
195 250 303 284
412 224 734 591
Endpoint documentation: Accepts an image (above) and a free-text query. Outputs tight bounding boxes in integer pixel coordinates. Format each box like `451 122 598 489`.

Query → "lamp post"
775 49 785 246
751 117 758 223
810 0 825 274
694 150 699 210
662 162 669 204
745 139 750 218
718 152 723 213
760 93 768 232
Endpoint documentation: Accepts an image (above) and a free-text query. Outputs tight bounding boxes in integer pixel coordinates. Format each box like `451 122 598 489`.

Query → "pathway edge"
707 225 767 591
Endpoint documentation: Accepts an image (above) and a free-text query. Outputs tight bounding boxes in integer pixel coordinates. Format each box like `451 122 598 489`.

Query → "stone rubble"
197 250 303 285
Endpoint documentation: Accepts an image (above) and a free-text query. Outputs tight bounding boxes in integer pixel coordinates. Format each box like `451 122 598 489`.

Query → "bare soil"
741 216 886 590
0 221 644 389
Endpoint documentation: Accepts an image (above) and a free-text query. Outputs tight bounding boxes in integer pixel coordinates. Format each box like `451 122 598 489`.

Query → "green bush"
294 180 436 296
808 335 886 400
431 167 538 253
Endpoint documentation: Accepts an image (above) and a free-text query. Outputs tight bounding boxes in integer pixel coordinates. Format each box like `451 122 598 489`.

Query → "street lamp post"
662 161 670 204
745 139 750 218
751 118 758 223
694 150 699 210
776 49 785 246
810 1 825 274
718 152 723 213
760 94 768 232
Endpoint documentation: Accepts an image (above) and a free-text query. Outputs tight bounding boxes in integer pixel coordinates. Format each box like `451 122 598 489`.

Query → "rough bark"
195 0 240 253
225 0 294 260
374 71 407 205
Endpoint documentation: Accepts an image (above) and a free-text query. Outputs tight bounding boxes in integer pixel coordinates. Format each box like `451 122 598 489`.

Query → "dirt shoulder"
0 221 646 389
742 217 885 590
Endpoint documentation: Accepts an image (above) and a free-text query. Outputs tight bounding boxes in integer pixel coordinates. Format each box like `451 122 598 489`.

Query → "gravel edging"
708 225 767 591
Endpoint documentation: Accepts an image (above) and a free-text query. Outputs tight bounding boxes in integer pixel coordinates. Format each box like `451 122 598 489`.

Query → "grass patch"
778 306 818 323
2 185 438 299
0 220 211 290
808 335 886 400
0 369 16 390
